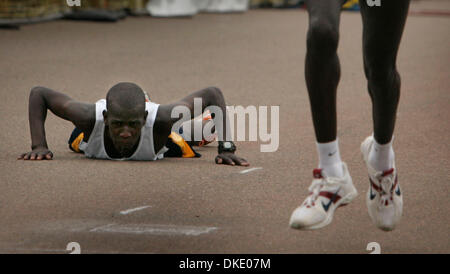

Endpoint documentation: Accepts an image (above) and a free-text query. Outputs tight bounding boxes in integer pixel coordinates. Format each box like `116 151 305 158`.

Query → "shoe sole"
290 188 358 230
365 190 397 231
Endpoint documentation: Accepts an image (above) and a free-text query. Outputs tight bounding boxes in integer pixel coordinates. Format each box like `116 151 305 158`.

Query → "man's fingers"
45 152 53 160
216 154 249 166
215 156 222 164
18 150 53 160
36 152 53 160
236 157 250 166
230 155 242 165
215 155 234 165
222 157 235 166
228 154 249 166
240 157 250 166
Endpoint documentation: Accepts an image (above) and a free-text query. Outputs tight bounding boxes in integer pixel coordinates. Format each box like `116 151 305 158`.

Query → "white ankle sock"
368 136 395 172
316 139 344 178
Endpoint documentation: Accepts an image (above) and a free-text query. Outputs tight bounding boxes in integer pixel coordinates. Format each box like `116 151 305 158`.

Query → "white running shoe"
361 136 403 231
289 163 358 230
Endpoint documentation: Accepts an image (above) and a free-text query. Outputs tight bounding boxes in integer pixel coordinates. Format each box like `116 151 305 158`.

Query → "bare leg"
304 0 346 143
360 0 410 231
360 0 410 144
290 0 359 231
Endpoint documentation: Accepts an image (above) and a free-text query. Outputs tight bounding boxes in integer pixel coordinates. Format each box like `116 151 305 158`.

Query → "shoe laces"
374 169 395 207
304 170 342 207
305 179 324 206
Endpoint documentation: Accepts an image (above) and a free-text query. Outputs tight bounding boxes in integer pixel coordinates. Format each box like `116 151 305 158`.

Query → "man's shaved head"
106 82 146 113
103 82 148 158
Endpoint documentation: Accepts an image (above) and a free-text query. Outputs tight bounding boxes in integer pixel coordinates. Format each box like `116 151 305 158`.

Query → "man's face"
104 108 147 156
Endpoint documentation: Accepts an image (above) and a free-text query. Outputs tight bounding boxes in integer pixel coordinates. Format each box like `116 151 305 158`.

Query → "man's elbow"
206 86 224 101
29 86 47 98
29 86 52 109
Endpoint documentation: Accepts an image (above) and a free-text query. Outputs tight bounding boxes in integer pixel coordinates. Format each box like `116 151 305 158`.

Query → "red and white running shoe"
361 136 403 231
290 163 358 230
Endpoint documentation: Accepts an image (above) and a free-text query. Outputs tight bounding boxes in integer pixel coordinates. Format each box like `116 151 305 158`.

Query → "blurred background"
2 0 447 29
0 0 363 27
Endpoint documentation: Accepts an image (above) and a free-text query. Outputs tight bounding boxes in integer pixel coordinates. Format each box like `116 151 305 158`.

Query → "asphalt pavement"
0 4 449 254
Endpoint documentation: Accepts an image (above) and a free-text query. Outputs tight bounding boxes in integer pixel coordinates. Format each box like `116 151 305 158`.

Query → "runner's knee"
307 19 339 55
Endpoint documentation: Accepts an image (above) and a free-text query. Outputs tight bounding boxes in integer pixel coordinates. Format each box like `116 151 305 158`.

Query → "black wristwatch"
218 141 236 154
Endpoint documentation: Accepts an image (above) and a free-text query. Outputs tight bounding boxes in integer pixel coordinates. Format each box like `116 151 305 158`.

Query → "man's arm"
18 86 95 160
155 87 249 166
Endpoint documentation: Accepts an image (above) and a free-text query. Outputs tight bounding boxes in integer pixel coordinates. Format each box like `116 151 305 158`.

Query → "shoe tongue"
313 169 323 179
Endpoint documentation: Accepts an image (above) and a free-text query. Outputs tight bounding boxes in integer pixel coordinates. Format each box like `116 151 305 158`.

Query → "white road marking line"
89 223 218 236
89 223 115 232
119 205 151 215
239 167 263 174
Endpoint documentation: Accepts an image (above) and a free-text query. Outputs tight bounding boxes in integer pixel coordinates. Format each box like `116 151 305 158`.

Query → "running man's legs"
290 0 358 230
360 0 410 146
360 0 410 231
304 0 346 143
304 0 348 179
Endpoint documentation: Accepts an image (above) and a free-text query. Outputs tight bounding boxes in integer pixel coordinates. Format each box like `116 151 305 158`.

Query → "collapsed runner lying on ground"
68 89 216 158
19 82 249 167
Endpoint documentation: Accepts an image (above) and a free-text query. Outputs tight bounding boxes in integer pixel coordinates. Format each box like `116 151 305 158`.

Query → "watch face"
223 142 231 149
